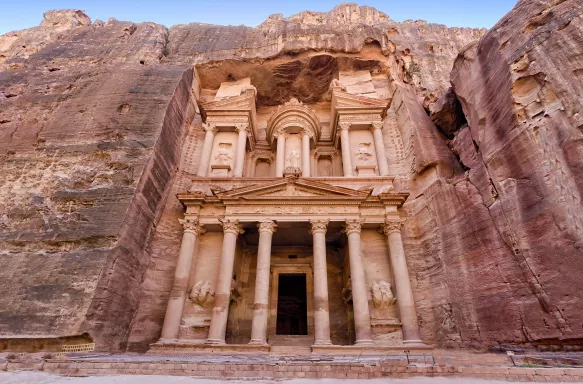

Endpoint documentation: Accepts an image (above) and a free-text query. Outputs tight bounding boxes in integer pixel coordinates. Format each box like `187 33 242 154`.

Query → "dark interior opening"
276 274 308 335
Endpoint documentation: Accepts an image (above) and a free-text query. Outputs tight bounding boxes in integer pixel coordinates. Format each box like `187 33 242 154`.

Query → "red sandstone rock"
0 1 580 354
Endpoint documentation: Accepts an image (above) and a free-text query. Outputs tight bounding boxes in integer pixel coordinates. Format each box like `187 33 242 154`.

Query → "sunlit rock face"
0 1 581 353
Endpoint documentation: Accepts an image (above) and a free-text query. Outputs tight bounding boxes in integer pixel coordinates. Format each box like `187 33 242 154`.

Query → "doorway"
276 274 308 335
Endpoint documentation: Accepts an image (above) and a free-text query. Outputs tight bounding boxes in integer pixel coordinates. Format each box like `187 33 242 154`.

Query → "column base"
354 339 374 346
403 340 429 348
205 339 226 346
313 340 333 346
248 339 268 346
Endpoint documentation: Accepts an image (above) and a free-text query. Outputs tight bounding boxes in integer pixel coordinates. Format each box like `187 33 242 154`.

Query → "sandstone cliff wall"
1 2 580 352
406 0 583 347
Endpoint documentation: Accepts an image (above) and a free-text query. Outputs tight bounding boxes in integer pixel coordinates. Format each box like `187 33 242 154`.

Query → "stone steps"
4 358 583 382
270 345 313 355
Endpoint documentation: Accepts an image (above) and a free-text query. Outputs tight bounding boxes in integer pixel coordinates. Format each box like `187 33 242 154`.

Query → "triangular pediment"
216 177 371 201
202 91 255 111
332 89 390 109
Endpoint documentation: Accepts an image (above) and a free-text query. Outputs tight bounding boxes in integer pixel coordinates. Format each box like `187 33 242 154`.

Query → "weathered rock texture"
404 0 583 348
0 1 581 352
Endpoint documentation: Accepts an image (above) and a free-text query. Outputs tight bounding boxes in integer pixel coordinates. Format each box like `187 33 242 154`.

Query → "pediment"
202 91 255 111
332 89 390 109
215 177 371 201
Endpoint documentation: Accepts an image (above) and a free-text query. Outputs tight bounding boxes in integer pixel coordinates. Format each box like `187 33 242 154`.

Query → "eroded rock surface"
407 0 583 347
0 1 581 353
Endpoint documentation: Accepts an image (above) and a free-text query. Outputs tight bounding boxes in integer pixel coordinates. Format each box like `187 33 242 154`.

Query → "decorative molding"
219 219 244 235
344 218 365 235
257 220 277 233
179 218 205 236
266 100 321 144
309 219 330 235
235 123 249 132
338 122 351 131
371 121 384 131
202 123 217 134
380 219 406 235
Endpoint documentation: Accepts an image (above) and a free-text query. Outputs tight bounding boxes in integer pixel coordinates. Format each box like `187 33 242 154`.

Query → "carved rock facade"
0 1 580 354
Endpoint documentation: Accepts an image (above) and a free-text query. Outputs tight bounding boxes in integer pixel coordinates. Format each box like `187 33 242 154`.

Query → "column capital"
257 220 277 234
301 129 314 139
343 218 365 235
338 122 351 131
235 123 249 132
380 219 406 236
371 121 384 131
203 122 217 134
309 219 330 235
179 218 205 236
219 219 245 235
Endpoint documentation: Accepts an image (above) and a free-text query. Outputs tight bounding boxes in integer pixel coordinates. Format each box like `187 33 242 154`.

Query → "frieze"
225 205 359 215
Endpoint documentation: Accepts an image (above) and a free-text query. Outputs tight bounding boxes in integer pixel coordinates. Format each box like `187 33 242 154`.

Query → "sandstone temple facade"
0 1 582 356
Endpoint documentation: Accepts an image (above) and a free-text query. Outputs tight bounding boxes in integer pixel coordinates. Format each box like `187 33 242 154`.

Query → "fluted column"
249 220 277 345
233 123 248 177
344 219 373 344
207 220 244 345
197 123 216 177
381 219 423 344
338 122 353 177
301 131 311 177
275 133 286 177
310 219 332 345
371 121 390 176
160 219 205 339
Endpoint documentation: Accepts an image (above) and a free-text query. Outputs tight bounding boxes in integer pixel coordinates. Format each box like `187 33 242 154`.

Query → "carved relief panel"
208 131 238 177
348 129 379 176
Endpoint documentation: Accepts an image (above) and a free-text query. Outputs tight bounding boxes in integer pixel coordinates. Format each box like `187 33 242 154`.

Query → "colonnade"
160 218 422 346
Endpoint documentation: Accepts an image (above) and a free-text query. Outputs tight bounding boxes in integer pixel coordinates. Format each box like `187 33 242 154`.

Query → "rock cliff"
0 1 581 352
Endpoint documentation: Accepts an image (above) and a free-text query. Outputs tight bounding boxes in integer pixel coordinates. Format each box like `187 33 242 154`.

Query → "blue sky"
0 0 517 35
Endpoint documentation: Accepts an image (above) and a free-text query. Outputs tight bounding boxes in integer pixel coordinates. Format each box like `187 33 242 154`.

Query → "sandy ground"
0 372 548 384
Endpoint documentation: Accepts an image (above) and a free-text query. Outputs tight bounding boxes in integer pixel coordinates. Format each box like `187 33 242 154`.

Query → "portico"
152 176 428 354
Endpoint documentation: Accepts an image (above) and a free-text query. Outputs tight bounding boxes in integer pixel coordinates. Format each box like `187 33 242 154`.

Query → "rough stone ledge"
4 359 583 381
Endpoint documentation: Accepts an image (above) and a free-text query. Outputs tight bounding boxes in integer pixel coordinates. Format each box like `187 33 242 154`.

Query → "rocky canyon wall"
0 1 581 352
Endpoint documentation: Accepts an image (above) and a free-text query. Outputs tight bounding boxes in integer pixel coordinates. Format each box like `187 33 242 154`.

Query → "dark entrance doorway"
276 274 308 335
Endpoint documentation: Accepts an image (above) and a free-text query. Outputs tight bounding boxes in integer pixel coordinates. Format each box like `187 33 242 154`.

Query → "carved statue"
355 142 373 163
342 278 353 305
371 280 397 309
214 142 233 165
189 281 215 307
287 147 301 169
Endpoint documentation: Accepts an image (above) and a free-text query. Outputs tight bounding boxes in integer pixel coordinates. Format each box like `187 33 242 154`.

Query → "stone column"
338 122 353 177
344 219 373 344
371 121 390 176
275 133 286 177
160 218 205 339
301 131 311 177
207 220 244 345
310 219 332 345
249 220 277 345
197 123 216 177
233 123 248 177
381 219 423 344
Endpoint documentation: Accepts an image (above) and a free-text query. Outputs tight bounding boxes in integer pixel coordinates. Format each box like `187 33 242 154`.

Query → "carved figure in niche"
214 142 233 165
189 281 215 308
287 147 301 169
318 157 333 177
342 278 353 305
355 142 373 163
372 280 397 309
230 278 242 303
